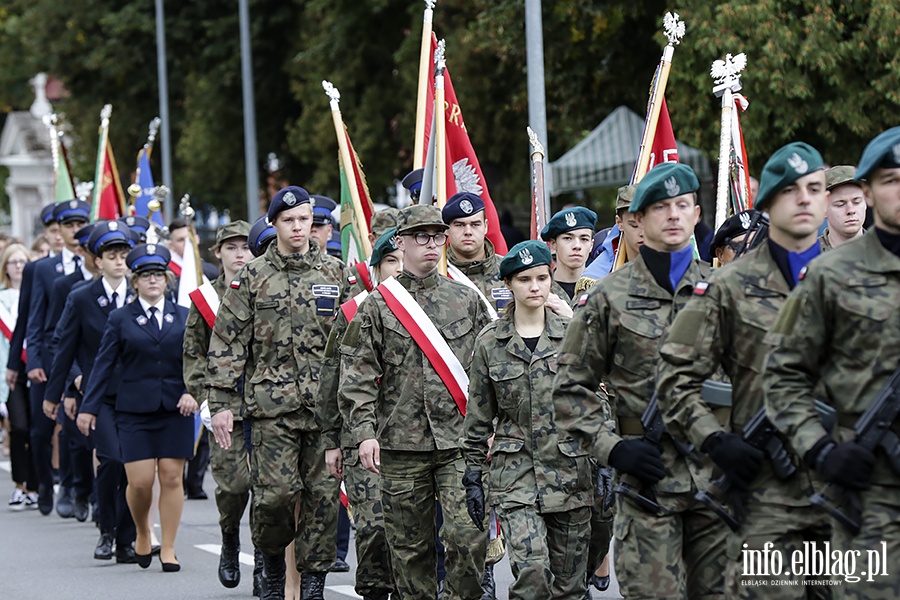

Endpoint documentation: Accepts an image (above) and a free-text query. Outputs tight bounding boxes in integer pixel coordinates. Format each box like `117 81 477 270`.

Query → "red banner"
648 97 679 170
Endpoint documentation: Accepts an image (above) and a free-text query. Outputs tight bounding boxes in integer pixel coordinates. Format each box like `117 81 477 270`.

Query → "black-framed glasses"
6 259 26 267
405 232 447 246
138 271 166 280
725 238 745 253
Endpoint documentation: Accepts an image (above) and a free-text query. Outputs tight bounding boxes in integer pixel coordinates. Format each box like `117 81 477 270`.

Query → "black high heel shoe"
135 552 152 569
160 555 180 572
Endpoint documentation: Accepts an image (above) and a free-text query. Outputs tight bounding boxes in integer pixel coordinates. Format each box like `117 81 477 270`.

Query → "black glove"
703 432 765 491
608 439 666 485
461 468 485 531
807 436 876 490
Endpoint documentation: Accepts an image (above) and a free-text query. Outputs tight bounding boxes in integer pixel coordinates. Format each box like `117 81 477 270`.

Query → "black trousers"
7 380 36 489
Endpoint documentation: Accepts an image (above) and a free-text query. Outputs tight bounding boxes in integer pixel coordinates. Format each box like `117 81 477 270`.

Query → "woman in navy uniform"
81 243 197 572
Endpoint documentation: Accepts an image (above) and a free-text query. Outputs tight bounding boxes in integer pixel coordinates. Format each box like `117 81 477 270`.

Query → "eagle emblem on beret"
283 191 298 206
740 212 751 229
108 221 118 231
146 244 156 254
388 236 398 250
519 248 534 265
788 153 808 175
664 176 680 197
565 212 577 227
460 199 474 214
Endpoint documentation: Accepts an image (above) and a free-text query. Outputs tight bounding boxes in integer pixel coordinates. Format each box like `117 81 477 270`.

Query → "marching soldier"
442 192 511 315
181 220 254 590
460 240 593 599
765 128 900 599
577 185 641 294
820 165 865 250
339 204 491 600
540 207 597 302
552 162 725 599
657 142 831 596
207 186 351 600
317 228 403 600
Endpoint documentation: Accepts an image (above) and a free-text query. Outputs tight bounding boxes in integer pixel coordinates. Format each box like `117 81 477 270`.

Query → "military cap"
825 166 860 191
855 127 900 181
40 203 58 225
126 242 171 274
370 208 400 237
248 216 276 258
119 215 151 236
75 222 98 250
630 162 700 213
396 204 448 235
370 227 399 267
212 220 251 250
267 186 311 222
325 237 342 258
52 199 91 224
615 185 637 212
311 195 338 226
499 240 553 280
89 220 134 255
442 192 485 224
540 206 598 240
709 209 758 255
402 168 424 195
755 142 824 210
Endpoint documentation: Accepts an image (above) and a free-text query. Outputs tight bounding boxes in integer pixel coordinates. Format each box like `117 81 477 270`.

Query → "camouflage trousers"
829 484 900 600
380 448 488 600
614 491 726 599
210 424 251 533
727 501 832 599
249 415 338 573
497 504 591 600
342 448 394 597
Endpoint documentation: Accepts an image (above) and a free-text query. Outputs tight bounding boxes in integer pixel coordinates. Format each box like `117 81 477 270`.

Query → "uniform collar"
101 277 127 306
138 296 165 316
397 269 440 291
493 308 566 362
629 250 704 300
869 227 900 271
265 240 321 271
448 238 496 275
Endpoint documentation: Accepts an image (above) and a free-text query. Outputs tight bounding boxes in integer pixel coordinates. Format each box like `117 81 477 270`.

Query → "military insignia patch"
740 212 751 229
312 284 341 298
388 236 398 250
565 212 577 227
693 281 710 296
136 315 148 326
284 191 298 206
230 280 240 289
146 244 156 254
108 221 118 231
893 143 900 164
97 296 108 307
788 152 808 174
664 176 681 197
125 216 135 226
519 248 534 265
55 262 63 273
69 199 78 209
460 199 474 214
577 292 590 307
348 275 358 285
491 288 513 300
798 266 808 281
164 313 174 323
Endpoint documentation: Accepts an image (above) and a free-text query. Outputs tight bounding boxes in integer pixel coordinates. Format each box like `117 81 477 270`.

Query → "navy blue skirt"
117 408 194 463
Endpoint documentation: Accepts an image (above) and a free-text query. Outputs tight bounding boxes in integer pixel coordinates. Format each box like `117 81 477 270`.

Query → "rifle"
612 394 696 515
698 400 835 531
810 366 900 534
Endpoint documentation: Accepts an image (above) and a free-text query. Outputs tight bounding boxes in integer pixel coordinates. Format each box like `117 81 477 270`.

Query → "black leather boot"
300 571 327 600
260 551 286 600
480 563 497 600
252 548 264 597
218 529 241 588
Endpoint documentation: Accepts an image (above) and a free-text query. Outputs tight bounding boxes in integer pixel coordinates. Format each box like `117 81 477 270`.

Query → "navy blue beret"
267 186 311 222
442 192 485 224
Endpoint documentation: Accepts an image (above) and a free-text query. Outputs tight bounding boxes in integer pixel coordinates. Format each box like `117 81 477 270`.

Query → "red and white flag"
647 97 679 170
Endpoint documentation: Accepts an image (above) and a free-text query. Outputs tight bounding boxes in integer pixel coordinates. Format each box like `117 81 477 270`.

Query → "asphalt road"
0 460 621 599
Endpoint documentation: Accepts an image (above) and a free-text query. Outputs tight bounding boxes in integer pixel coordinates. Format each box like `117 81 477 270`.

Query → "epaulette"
693 281 710 296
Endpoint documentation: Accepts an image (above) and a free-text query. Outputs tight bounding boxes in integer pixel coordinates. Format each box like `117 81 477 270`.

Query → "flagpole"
413 1 436 169
711 53 746 231
91 104 112 222
322 81 372 258
434 40 448 276
527 126 547 240
180 194 204 284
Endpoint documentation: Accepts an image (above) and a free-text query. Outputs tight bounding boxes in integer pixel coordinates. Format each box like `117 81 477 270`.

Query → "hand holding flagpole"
711 52 747 231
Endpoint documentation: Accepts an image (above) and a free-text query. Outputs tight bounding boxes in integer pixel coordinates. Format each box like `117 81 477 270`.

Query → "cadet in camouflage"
460 240 592 600
819 165 865 251
339 205 491 600
658 142 832 598
206 187 352 599
182 220 254 590
552 162 726 599
316 228 402 600
765 128 900 600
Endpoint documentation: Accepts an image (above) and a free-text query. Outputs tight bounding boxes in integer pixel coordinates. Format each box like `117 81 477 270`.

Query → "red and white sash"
340 290 369 323
377 277 469 415
0 301 25 362
188 281 220 329
354 262 374 292
446 263 499 322
168 252 183 277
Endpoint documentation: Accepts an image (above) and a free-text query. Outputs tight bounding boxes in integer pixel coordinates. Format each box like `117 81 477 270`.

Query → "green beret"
499 240 552 280
825 166 859 191
755 142 824 210
396 204 448 235
855 126 900 182
615 185 637 212
629 162 699 213
369 227 398 266
540 206 597 240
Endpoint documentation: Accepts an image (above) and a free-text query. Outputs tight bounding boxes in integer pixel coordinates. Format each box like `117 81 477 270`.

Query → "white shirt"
138 297 165 329
61 247 91 280
101 278 127 309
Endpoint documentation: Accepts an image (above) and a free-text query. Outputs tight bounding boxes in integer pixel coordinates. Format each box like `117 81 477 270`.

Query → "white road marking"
325 585 362 599
194 543 255 566
0 460 9 473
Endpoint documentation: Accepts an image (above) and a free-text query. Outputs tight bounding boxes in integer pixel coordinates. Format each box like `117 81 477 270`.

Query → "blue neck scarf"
669 244 695 292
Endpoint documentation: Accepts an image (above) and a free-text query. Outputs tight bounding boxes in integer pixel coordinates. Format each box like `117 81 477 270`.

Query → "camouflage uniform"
448 239 512 313
765 230 900 600
340 269 491 600
183 273 251 534
206 241 351 572
818 229 835 252
657 241 831 598
316 296 394 599
461 308 592 599
553 253 727 600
